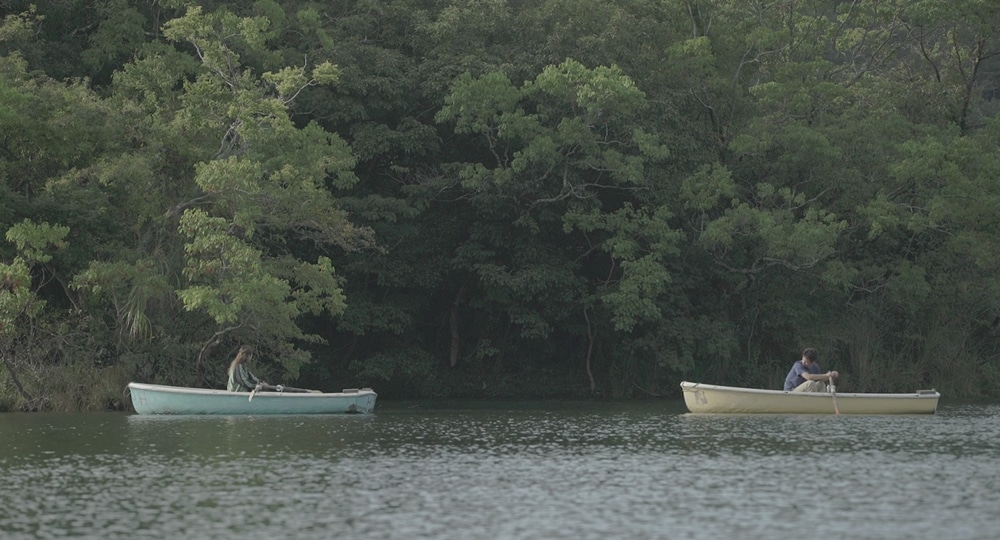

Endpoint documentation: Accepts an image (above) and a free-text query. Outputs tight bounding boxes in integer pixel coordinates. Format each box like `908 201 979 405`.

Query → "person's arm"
235 364 262 390
802 370 838 382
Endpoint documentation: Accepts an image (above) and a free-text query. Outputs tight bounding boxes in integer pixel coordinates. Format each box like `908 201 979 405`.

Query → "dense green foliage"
2 0 999 410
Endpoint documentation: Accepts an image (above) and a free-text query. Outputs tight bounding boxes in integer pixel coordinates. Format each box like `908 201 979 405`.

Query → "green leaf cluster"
4 0 1000 407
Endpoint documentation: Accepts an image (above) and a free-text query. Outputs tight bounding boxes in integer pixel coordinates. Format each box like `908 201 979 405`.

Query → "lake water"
1 400 998 539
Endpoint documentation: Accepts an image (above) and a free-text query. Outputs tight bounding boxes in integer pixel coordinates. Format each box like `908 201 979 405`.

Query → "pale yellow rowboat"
681 381 940 414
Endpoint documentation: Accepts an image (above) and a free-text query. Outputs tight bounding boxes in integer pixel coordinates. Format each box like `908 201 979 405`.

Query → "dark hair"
802 348 818 362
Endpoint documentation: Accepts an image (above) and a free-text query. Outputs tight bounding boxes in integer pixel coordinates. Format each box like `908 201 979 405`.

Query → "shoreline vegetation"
3 1 1000 411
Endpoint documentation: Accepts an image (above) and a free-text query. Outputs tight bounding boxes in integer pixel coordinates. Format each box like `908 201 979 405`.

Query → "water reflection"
0 402 998 539
123 414 378 458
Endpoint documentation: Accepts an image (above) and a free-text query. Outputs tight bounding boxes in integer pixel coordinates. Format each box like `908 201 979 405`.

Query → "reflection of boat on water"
681 381 940 414
127 382 377 415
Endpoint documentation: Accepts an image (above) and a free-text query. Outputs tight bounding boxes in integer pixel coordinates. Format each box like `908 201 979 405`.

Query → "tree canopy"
2 0 1000 410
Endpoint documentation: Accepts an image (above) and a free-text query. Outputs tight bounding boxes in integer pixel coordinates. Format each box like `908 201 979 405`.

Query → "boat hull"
681 381 939 414
127 382 377 415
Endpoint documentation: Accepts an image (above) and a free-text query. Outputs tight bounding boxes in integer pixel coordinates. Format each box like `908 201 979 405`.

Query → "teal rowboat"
127 382 377 415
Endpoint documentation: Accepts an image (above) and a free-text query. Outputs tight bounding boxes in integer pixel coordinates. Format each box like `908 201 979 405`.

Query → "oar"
829 375 840 416
274 385 322 393
249 383 319 400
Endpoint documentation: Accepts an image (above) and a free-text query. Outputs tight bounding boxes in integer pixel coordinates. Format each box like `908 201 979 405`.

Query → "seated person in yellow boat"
227 345 269 392
783 347 838 392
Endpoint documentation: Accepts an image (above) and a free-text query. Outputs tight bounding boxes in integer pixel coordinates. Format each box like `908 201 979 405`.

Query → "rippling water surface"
1 400 998 539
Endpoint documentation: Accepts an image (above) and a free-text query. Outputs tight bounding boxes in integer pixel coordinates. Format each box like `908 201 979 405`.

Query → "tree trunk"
584 306 596 394
449 282 469 367
2 351 37 410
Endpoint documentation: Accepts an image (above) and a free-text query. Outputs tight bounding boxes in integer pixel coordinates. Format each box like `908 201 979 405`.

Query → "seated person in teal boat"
227 345 268 392
227 345 319 393
783 347 838 392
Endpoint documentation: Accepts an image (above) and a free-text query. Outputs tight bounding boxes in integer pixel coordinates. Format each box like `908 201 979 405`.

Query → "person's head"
801 347 818 366
234 345 254 365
